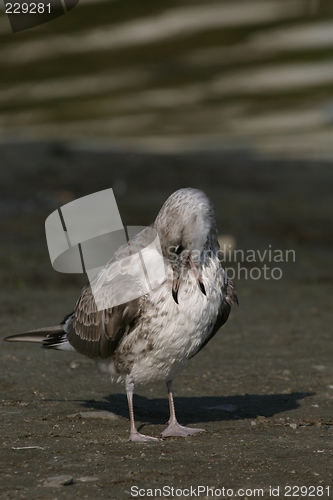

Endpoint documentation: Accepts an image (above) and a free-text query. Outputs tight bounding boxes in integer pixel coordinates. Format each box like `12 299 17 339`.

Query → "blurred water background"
1 0 333 157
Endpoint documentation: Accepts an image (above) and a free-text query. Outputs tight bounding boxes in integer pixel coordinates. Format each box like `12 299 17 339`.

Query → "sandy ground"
1 145 333 499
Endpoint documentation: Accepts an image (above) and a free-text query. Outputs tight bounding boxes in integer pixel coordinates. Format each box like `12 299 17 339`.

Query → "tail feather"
42 330 69 349
4 326 64 344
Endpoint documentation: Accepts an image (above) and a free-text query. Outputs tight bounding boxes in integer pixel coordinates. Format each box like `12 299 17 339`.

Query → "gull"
4 188 238 442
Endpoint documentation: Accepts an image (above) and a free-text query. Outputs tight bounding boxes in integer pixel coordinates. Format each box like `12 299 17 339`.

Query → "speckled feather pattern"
112 254 226 385
53 188 237 386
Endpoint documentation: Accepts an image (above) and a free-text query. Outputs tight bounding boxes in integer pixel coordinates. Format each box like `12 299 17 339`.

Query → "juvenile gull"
4 188 238 442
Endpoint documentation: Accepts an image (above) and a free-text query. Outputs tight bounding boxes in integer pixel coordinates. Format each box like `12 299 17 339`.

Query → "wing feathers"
4 326 64 343
189 279 237 358
66 283 141 359
64 227 154 358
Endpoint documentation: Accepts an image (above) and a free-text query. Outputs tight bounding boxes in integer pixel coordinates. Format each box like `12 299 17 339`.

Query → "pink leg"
126 378 159 442
161 381 205 438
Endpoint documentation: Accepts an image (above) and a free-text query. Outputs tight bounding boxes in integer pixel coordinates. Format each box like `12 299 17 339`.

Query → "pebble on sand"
43 475 74 487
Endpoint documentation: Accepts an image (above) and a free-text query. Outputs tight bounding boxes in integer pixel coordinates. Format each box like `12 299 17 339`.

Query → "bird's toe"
129 431 160 443
161 423 205 438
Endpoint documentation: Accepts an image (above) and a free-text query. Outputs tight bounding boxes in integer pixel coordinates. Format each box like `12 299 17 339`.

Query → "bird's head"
154 188 219 304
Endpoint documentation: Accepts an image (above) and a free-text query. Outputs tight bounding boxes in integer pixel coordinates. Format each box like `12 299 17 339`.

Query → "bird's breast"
112 257 224 384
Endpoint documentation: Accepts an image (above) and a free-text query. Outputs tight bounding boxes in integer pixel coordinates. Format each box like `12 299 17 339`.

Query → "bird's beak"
172 256 206 304
189 256 206 296
172 273 180 304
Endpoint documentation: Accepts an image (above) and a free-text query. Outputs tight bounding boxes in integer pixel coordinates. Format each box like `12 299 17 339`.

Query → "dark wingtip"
199 281 206 296
172 289 179 304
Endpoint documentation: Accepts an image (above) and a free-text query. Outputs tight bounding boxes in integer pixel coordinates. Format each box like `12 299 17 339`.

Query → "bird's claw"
161 422 205 438
129 431 160 443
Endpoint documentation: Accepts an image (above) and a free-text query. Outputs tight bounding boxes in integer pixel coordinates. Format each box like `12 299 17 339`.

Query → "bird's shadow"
79 391 314 425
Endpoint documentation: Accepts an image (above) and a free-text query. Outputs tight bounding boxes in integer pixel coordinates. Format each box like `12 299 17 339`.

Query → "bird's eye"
176 245 184 255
